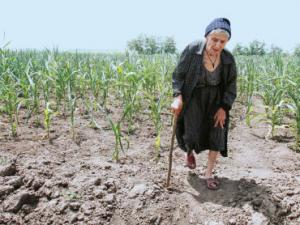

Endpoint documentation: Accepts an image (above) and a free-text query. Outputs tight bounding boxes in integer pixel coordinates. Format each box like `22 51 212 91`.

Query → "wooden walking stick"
166 114 178 188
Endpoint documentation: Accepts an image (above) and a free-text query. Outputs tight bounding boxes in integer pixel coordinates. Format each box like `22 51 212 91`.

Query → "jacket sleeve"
220 59 237 111
172 45 192 97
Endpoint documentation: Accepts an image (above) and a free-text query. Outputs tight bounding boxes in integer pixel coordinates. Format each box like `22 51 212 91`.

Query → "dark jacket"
172 40 237 157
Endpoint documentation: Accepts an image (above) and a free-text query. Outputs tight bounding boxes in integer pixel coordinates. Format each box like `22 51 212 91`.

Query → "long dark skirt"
182 85 225 153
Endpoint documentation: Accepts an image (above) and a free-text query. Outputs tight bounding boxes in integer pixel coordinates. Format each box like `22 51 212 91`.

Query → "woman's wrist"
173 94 182 101
219 102 230 111
173 92 181 97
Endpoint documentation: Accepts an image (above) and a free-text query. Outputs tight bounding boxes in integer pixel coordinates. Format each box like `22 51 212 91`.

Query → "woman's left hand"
214 108 226 128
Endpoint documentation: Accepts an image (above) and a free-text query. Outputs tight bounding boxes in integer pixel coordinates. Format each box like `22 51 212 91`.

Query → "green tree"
232 43 248 55
127 35 145 54
162 37 176 54
269 45 283 55
144 36 159 54
248 40 266 55
294 44 300 57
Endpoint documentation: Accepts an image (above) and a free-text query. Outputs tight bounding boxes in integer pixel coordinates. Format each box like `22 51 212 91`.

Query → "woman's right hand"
171 95 183 116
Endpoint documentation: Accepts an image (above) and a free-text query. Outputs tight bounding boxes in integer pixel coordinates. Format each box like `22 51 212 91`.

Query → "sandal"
186 152 196 169
206 177 220 190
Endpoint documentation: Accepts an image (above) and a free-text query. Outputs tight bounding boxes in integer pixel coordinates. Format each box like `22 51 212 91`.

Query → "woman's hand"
171 95 183 116
214 108 226 128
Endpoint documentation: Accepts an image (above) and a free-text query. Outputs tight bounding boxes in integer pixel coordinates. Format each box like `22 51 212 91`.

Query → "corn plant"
238 58 257 126
55 61 70 116
288 93 300 150
259 79 285 137
146 92 168 160
25 61 41 126
67 66 78 141
101 102 131 162
100 69 110 110
287 78 300 151
1 82 21 137
68 95 77 140
0 50 21 137
260 55 289 137
83 62 104 129
114 62 142 134
145 62 171 161
44 102 53 140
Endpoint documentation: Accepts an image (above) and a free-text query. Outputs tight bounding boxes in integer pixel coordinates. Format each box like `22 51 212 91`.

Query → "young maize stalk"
287 85 300 151
44 102 53 141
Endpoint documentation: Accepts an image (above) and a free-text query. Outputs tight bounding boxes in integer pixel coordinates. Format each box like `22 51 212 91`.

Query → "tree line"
127 35 300 56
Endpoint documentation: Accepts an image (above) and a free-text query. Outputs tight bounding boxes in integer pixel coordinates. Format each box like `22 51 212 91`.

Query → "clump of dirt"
0 100 300 225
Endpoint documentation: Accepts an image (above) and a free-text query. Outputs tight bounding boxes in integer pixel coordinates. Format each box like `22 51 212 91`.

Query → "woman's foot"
205 177 220 190
186 152 196 169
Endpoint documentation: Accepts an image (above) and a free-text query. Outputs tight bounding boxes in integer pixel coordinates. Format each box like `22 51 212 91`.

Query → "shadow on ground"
187 173 290 224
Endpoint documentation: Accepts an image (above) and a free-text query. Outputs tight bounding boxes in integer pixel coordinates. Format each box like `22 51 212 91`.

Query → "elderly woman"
171 18 237 190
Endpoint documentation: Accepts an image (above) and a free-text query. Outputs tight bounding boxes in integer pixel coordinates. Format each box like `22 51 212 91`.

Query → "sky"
1 0 300 52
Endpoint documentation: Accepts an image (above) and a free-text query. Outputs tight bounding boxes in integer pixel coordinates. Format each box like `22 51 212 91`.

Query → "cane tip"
164 185 174 192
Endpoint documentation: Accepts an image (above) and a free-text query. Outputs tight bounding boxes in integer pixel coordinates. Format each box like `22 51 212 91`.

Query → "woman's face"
205 32 229 56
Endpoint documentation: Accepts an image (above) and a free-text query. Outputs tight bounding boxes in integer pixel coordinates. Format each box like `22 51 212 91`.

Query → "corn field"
1 46 300 162
237 54 300 149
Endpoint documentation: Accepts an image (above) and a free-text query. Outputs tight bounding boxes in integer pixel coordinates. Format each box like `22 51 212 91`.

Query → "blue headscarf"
205 18 231 39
